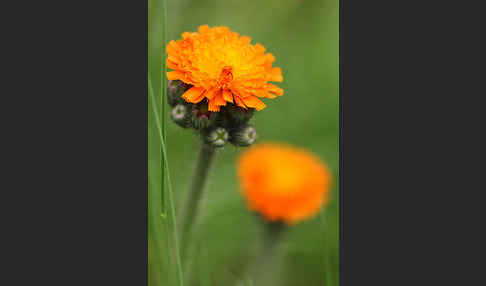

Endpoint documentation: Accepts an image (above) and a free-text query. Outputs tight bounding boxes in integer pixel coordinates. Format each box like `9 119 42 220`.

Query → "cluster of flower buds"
167 80 258 148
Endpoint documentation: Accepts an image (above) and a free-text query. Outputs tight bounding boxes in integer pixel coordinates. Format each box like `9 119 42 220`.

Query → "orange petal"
220 26 230 34
234 96 247 109
242 96 266 111
198 25 210 33
265 53 276 63
167 71 184 81
213 92 226 106
205 88 219 100
182 32 193 39
267 84 284 96
166 40 180 53
240 36 251 44
167 58 180 70
182 86 205 103
255 90 276 99
222 90 234 103
253 53 275 65
208 100 221 112
254 43 266 54
269 67 283 82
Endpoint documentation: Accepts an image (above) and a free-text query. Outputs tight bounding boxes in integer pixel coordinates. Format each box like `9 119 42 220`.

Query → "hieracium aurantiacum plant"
165 25 284 255
237 142 332 284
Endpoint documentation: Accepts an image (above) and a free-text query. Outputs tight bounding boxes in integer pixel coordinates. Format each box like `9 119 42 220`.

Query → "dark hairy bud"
230 124 257 147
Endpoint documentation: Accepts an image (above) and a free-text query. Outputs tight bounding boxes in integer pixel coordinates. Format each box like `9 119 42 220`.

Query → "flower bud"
205 127 229 147
191 102 217 130
167 80 188 106
230 124 257 147
223 104 255 125
170 104 191 128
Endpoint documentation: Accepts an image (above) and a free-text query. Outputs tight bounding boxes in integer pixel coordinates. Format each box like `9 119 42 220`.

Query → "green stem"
320 212 333 286
181 142 216 257
243 222 286 285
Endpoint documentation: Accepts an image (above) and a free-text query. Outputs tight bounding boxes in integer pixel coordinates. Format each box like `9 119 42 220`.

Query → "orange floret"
237 143 331 225
166 25 284 112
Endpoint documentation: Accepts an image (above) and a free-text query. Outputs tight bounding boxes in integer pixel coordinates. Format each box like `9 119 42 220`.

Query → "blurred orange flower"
166 25 283 112
237 143 331 225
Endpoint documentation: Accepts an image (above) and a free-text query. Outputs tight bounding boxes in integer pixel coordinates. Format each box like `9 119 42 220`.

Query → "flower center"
217 66 233 89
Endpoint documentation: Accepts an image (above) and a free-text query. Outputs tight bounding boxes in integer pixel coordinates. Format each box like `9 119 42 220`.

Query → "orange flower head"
237 143 331 225
166 25 284 112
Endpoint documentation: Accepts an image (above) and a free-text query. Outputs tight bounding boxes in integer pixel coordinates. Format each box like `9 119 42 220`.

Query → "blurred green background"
150 0 338 285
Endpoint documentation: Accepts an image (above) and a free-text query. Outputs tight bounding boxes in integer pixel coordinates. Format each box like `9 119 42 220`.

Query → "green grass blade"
149 76 184 286
148 73 172 285
149 0 177 285
160 0 168 214
160 126 184 286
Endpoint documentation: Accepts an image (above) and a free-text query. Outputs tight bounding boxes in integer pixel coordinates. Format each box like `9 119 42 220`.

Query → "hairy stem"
242 222 286 286
181 142 216 258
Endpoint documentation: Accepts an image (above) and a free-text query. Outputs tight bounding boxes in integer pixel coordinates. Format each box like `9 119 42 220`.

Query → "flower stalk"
181 142 216 257
242 221 286 285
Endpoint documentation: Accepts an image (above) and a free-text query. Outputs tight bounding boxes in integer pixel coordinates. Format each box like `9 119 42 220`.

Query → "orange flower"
166 25 284 112
237 143 331 225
